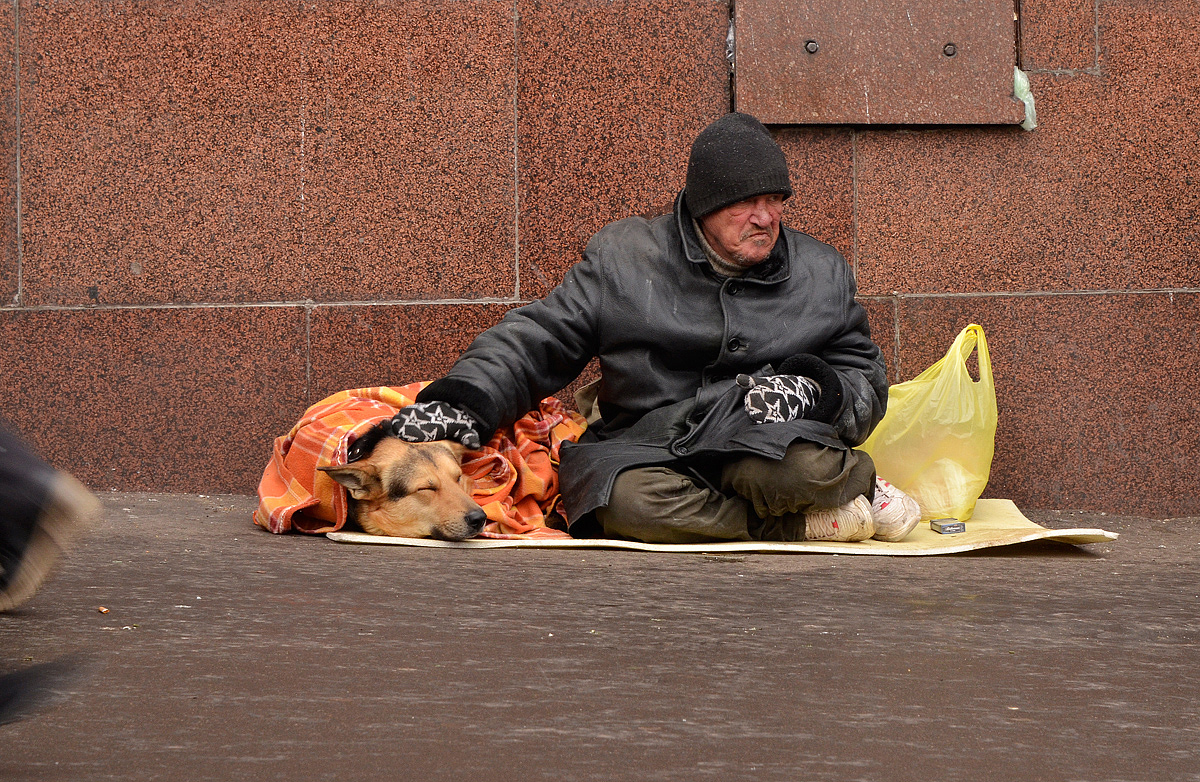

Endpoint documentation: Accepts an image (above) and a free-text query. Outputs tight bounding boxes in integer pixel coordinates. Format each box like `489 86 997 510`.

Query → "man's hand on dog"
388 401 483 450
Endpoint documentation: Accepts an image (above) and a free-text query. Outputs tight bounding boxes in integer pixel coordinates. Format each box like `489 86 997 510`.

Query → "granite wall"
0 0 1195 516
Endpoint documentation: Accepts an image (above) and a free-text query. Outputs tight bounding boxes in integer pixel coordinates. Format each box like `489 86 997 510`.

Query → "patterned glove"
387 401 483 449
739 374 823 424
778 353 843 424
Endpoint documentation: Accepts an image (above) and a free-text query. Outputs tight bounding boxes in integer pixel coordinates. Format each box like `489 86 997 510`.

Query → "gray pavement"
1 492 1198 782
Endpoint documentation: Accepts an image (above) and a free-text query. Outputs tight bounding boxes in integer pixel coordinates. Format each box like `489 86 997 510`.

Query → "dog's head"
318 437 487 540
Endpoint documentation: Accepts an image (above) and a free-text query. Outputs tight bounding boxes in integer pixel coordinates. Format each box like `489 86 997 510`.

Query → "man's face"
699 193 785 268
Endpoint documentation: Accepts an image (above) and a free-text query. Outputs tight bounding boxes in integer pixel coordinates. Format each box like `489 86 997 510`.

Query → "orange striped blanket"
254 384 587 539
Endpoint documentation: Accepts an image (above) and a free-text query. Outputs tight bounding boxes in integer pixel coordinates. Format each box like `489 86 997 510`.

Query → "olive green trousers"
595 442 876 544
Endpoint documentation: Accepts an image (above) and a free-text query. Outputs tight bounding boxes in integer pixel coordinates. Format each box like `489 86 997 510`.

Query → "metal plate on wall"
734 0 1026 125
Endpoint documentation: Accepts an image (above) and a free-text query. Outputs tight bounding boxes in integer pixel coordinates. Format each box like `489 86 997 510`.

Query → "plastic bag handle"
952 324 992 386
906 323 993 387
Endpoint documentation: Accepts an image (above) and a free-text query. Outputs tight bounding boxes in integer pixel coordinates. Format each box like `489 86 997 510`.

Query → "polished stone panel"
18 0 306 306
856 3 1200 296
308 302 515 400
516 0 730 299
860 296 898 384
0 305 308 493
895 292 1200 517
303 0 518 303
736 0 1023 125
1020 0 1096 72
18 0 519 307
0 1 15 305
776 127 855 263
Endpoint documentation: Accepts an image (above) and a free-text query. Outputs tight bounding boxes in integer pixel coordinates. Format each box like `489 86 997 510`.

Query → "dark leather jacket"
418 193 888 525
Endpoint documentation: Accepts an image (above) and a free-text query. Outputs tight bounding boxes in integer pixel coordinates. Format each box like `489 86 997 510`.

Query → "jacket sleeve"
821 271 889 447
415 257 603 438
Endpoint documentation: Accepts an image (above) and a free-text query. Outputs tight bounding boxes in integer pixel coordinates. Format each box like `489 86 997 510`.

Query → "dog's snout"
432 508 488 542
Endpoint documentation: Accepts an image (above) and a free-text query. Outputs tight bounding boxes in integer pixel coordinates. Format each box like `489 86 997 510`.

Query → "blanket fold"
254 385 587 539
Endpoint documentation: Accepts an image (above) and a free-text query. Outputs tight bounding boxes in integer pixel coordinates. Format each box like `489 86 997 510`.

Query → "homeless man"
388 112 913 544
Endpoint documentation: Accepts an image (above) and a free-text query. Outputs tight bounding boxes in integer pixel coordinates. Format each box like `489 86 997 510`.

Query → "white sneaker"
804 495 876 542
870 477 922 542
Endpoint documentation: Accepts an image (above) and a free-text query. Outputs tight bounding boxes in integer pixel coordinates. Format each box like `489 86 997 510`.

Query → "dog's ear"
441 441 468 461
317 463 383 500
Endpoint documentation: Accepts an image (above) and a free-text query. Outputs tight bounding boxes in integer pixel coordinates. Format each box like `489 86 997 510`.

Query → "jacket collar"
672 191 791 284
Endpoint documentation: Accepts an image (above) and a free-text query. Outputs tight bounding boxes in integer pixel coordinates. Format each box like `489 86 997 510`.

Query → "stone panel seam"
304 299 313 405
7 286 1196 313
863 288 1200 300
1015 0 1023 67
891 295 901 382
725 1 735 111
850 130 859 275
0 297 528 313
309 298 525 308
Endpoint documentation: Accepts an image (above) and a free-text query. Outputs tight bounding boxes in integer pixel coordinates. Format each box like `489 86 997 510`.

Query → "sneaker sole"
804 495 876 542
0 472 99 612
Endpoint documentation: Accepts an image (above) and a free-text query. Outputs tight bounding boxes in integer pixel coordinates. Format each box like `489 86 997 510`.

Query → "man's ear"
317 463 383 500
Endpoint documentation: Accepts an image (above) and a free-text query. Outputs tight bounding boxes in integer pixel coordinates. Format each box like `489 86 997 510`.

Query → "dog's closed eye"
387 479 439 500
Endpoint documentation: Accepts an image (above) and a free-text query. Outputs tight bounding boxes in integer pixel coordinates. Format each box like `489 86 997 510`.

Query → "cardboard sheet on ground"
326 499 1117 555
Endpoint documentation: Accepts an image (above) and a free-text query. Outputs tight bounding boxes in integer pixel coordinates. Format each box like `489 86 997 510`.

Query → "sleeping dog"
318 423 487 540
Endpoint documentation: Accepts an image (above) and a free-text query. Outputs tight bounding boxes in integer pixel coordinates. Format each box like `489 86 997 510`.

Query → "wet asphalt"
1 492 1197 782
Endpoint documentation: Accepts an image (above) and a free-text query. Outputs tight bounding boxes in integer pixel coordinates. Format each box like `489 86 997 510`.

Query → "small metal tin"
930 518 966 534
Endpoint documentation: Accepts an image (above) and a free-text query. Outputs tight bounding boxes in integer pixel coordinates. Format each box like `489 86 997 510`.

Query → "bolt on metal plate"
733 0 1026 125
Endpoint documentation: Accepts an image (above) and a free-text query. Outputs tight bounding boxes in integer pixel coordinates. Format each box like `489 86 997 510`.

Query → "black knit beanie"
685 112 793 218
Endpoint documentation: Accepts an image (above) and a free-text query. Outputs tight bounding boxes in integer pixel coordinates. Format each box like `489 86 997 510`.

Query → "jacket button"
727 338 744 352
676 445 689 455
727 282 741 295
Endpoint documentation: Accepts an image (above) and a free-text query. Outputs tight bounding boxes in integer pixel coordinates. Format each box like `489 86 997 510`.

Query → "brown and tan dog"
318 435 486 541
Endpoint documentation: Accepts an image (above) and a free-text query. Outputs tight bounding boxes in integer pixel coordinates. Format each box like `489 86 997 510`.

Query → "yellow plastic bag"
860 324 997 522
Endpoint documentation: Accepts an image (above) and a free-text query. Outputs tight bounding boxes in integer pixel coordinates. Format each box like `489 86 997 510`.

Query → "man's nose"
748 200 775 225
